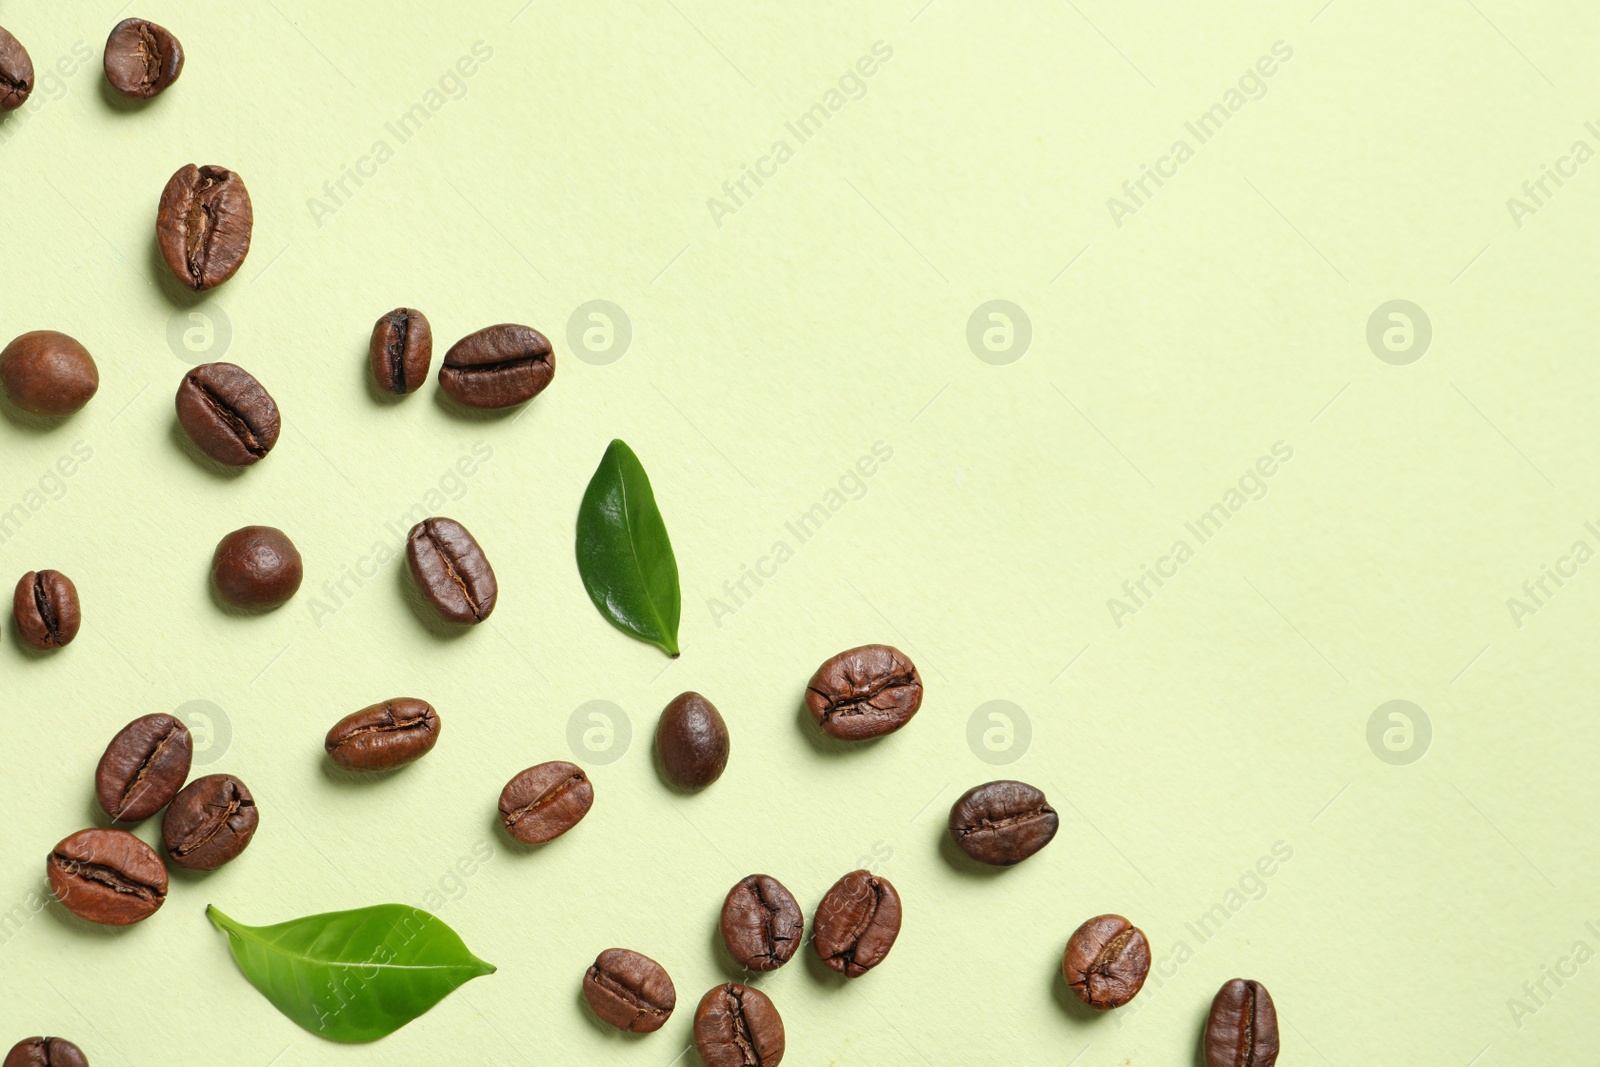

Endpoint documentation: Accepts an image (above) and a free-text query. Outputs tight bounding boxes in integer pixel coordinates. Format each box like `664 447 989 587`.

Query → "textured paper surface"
1 2 1595 1064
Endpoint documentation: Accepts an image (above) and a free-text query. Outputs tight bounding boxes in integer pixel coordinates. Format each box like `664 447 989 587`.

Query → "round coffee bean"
103 18 183 98
0 26 33 111
804 644 923 740
1205 979 1279 1067
0 332 98 416
369 307 432 394
948 780 1059 866
175 362 280 466
162 773 257 870
47 828 167 926
211 526 302 609
1061 914 1150 1010
720 874 803 972
693 984 784 1067
406 517 496 624
156 164 253 290
4 1037 88 1067
655 691 729 790
813 869 901 977
498 761 592 844
438 324 554 409
325 698 440 771
95 713 193 822
13 570 80 650
582 948 676 1033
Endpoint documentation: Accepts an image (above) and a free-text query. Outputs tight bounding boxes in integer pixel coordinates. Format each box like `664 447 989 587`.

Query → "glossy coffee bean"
694 984 784 1067
948 780 1058 866
804 644 923 740
95 713 193 822
3 1037 88 1067
47 828 167 926
655 691 729 790
211 526 302 609
103 18 183 98
498 761 591 844
438 324 554 409
720 874 803 972
0 26 32 111
162 773 257 870
13 570 80 649
325 698 440 770
582 948 676 1033
406 517 496 623
175 362 280 466
1061 914 1150 1010
1205 979 1279 1067
813 869 901 977
0 332 98 416
369 307 432 394
156 164 252 290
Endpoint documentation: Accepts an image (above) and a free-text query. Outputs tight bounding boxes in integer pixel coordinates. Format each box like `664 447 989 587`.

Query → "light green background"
1 1 1594 1063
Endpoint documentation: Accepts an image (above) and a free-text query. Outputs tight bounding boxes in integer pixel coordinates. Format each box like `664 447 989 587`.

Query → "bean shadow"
484 810 567 857
318 756 407 788
431 387 523 423
936 822 1008 880
0 393 76 433
395 561 473 641
1051 963 1105 1025
793 696 887 758
573 986 657 1042
802 935 851 991
43 895 135 939
98 77 152 115
169 416 247 479
148 235 209 308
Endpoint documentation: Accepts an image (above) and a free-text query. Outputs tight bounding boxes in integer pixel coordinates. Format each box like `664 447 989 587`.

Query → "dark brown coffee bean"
13 570 80 649
813 869 901 977
162 773 257 870
720 874 802 972
804 644 922 740
175 362 280 466
1205 979 1279 1067
693 984 784 1067
95 714 193 822
103 18 183 98
582 948 675 1033
47 828 167 926
369 308 432 394
325 698 440 770
0 26 32 111
655 691 729 790
211 526 302 609
498 761 592 844
438 324 554 409
406 517 496 623
948 780 1058 866
156 164 252 290
4 1037 88 1067
0 332 98 416
1061 914 1150 1010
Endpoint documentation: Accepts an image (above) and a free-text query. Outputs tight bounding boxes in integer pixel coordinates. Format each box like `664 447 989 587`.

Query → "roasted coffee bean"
804 644 922 740
47 828 167 926
1204 979 1279 1067
693 984 784 1067
369 308 432 394
95 714 193 822
438 324 554 409
0 332 98 416
720 874 803 972
175 362 280 466
162 773 257 870
156 164 252 290
325 698 440 770
813 869 901 977
656 691 729 790
0 26 32 111
3 1037 88 1067
406 517 496 623
13 570 80 650
582 948 676 1033
499 761 592 844
211 526 302 609
948 780 1058 866
1061 914 1150 1010
103 18 183 98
